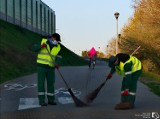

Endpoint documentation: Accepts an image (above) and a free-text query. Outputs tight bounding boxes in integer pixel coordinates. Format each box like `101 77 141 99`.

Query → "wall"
0 0 55 35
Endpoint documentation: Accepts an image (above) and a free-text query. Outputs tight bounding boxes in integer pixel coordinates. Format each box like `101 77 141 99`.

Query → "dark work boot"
115 102 134 110
48 101 57 105
40 102 47 106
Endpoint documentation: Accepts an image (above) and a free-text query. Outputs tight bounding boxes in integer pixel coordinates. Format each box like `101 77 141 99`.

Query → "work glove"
121 90 129 96
41 43 47 48
107 73 112 79
54 64 59 69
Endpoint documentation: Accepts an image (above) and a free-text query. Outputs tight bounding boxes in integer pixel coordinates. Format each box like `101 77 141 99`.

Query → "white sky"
42 0 134 55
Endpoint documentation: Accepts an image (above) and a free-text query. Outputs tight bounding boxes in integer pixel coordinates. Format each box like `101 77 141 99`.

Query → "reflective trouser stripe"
121 90 136 96
129 92 136 96
38 92 54 96
38 92 45 95
47 93 54 96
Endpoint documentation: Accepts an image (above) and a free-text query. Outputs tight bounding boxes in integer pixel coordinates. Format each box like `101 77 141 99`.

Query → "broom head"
68 88 88 107
85 82 106 103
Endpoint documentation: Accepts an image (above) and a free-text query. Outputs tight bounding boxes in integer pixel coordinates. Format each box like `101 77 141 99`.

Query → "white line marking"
55 87 81 104
4 83 37 91
18 87 82 109
58 97 74 104
18 98 40 110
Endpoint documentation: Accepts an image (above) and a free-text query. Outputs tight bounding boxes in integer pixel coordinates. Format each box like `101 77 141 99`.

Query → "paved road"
0 61 160 119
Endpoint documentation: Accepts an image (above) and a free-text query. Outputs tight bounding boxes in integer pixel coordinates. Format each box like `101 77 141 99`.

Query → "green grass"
146 83 160 96
142 72 160 80
0 20 88 84
59 44 88 66
140 71 160 96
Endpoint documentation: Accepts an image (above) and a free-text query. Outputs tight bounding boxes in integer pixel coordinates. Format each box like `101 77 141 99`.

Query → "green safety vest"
115 55 142 76
37 38 61 67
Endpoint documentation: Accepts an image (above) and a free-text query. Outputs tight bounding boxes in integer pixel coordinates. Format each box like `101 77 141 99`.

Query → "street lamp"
114 12 120 54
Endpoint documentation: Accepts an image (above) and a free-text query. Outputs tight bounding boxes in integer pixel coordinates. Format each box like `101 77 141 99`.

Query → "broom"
85 46 141 103
85 78 109 103
46 47 88 107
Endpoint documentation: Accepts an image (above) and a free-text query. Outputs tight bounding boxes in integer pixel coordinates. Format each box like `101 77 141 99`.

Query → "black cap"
43 35 51 38
108 55 117 68
51 33 61 42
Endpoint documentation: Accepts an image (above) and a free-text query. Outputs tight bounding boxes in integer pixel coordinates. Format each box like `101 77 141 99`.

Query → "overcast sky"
42 0 134 55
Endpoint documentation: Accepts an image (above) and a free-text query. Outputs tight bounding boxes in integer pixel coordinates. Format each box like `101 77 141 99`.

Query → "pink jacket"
88 47 97 58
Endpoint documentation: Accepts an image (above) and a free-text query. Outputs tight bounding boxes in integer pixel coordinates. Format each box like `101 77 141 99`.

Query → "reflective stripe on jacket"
37 38 61 67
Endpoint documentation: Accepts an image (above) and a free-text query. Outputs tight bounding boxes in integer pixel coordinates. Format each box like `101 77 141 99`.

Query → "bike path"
0 61 160 119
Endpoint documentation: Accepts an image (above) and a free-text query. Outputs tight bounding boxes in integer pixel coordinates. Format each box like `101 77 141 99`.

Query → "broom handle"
131 46 141 55
45 47 70 89
56 68 70 89
105 78 109 82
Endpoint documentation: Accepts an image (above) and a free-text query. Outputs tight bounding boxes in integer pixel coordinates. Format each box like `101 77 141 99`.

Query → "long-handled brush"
85 78 109 103
56 68 88 107
46 47 88 107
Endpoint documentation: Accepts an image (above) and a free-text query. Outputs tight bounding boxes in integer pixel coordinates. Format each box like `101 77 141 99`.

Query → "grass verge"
140 72 160 96
0 20 88 84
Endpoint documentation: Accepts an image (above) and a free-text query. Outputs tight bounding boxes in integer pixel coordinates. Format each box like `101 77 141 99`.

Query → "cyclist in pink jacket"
88 47 97 68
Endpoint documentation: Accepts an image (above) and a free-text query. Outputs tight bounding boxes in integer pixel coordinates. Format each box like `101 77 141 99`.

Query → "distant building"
0 0 56 35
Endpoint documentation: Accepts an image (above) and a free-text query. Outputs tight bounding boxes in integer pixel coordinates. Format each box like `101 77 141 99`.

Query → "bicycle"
89 58 96 69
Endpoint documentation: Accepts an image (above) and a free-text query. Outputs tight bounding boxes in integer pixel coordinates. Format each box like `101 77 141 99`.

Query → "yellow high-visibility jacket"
115 55 142 76
37 38 61 67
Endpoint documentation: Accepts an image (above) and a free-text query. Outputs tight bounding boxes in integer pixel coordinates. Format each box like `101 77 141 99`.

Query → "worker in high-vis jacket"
107 53 142 109
32 33 61 106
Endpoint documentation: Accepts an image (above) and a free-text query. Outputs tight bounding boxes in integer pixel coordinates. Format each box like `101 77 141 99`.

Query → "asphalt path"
0 61 160 119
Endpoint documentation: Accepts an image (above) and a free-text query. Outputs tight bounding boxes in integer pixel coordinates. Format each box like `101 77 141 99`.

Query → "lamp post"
106 45 109 55
118 34 121 44
114 12 120 54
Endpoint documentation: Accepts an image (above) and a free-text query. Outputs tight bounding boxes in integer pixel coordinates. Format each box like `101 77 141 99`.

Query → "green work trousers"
37 66 55 104
121 70 142 104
